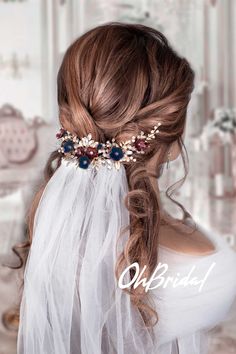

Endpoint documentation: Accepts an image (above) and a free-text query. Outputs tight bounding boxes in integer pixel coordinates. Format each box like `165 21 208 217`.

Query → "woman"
16 22 236 354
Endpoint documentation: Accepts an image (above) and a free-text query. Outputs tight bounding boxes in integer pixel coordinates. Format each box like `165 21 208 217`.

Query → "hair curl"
3 22 195 330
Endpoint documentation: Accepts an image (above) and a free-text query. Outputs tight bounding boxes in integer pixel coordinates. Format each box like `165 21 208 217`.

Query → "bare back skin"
147 152 216 257
158 215 216 256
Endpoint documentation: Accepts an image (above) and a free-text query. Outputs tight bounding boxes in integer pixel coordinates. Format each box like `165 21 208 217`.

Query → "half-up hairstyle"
3 22 195 330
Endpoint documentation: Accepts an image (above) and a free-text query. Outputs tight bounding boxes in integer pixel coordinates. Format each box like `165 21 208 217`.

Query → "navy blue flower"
97 143 103 150
79 155 90 169
62 140 74 153
109 146 124 161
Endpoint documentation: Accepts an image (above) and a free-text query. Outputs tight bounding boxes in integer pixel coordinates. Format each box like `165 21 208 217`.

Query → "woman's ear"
168 140 181 161
169 126 185 161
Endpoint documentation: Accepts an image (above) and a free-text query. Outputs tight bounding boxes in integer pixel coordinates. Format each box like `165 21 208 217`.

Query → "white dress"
153 223 236 354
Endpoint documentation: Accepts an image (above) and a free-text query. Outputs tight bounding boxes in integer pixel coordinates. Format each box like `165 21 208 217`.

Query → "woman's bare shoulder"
158 220 216 256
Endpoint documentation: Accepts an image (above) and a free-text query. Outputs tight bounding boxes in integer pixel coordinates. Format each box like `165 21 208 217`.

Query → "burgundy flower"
134 138 149 151
85 147 99 160
75 147 85 157
56 128 67 139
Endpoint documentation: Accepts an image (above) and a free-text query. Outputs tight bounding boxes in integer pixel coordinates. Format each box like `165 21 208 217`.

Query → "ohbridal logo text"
118 262 216 293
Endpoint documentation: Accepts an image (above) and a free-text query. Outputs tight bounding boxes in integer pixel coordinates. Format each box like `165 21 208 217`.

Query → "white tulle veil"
17 157 156 354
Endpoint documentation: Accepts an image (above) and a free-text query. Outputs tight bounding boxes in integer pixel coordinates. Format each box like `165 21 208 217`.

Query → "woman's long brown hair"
2 22 195 330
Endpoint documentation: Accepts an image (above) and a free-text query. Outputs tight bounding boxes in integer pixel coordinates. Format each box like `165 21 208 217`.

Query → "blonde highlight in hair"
3 22 195 330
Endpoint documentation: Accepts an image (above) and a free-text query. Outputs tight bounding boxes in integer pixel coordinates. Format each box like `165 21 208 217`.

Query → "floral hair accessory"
56 122 162 170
